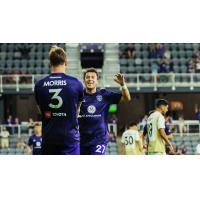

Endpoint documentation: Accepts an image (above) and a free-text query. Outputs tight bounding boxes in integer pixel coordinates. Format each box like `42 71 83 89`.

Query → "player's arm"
121 143 126 155
158 116 174 153
77 101 82 116
114 73 131 102
159 128 174 153
121 135 126 155
27 146 33 154
167 134 173 141
136 139 143 153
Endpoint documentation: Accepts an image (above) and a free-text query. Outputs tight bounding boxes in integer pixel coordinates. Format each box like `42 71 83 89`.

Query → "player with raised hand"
34 46 84 155
78 68 131 155
146 99 174 155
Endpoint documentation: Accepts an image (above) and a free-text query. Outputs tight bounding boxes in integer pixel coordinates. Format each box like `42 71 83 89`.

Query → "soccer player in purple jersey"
78 68 131 155
34 46 84 155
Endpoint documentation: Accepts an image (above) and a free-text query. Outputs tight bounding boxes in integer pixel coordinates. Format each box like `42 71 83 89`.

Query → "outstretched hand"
114 73 125 86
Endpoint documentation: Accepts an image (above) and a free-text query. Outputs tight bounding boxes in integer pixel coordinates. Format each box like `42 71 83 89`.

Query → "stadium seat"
178 51 186 58
185 50 193 58
35 59 43 68
13 60 20 69
119 58 128 66
141 51 149 59
127 59 135 67
6 60 13 68
21 59 28 68
134 43 141 51
36 52 43 60
184 43 193 50
29 52 36 59
8 148 16 155
28 59 35 68
177 43 185 51
127 66 135 73
15 148 24 155
135 66 143 73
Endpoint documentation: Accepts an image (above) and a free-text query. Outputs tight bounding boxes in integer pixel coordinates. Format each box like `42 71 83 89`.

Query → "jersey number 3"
48 89 63 109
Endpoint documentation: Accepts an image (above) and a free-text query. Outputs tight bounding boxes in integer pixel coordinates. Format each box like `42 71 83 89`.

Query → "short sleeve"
103 89 122 104
157 115 165 129
135 132 140 141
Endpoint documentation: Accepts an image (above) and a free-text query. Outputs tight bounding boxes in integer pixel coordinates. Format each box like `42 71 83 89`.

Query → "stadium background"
0 43 200 155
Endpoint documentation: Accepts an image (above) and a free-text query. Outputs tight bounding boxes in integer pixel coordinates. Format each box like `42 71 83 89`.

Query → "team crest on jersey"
36 142 41 147
87 105 96 114
96 95 103 102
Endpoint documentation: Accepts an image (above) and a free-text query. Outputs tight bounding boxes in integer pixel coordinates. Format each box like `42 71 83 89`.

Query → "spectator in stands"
6 115 14 135
151 61 159 82
149 43 165 59
195 104 200 121
28 118 35 136
16 137 27 150
17 44 32 59
195 57 200 73
159 59 169 82
187 59 196 73
13 117 20 134
109 131 117 143
178 115 187 137
0 127 10 149
196 139 200 155
159 59 168 73
164 48 171 60
108 114 118 124
179 143 187 155
171 144 181 155
124 43 136 59
155 43 165 58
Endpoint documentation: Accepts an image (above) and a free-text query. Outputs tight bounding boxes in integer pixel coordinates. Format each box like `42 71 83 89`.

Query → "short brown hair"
83 68 99 80
49 46 67 67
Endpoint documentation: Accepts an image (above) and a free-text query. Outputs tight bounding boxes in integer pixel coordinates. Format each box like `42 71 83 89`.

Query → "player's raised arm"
113 73 131 102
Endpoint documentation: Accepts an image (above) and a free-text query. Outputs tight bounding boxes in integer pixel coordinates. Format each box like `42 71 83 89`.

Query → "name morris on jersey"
43 80 67 87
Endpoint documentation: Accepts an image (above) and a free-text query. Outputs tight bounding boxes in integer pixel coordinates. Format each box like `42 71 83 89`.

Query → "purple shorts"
80 143 107 155
42 142 80 155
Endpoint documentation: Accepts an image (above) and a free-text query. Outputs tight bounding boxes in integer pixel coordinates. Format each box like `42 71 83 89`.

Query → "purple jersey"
34 73 84 145
28 135 42 155
78 89 121 145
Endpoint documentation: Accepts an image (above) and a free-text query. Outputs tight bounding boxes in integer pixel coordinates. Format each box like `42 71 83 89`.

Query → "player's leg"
91 143 107 155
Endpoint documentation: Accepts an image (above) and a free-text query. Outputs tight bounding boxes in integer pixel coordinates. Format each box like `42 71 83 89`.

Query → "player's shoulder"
65 74 83 85
29 135 34 140
99 88 112 96
35 75 49 87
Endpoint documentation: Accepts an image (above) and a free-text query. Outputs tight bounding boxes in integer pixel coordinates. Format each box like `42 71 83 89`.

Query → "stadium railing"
1 73 200 92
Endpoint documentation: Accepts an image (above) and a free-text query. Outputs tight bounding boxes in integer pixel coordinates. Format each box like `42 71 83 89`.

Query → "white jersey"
147 111 166 154
121 130 140 155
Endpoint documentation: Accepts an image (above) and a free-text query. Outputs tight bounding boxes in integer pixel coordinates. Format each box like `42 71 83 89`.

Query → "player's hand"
168 144 174 155
114 73 125 86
